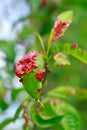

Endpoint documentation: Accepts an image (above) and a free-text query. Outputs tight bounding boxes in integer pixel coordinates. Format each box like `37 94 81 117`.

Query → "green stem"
38 99 44 108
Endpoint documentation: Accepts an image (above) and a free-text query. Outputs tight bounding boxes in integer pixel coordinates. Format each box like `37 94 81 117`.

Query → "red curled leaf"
15 51 38 78
51 19 70 43
48 10 73 44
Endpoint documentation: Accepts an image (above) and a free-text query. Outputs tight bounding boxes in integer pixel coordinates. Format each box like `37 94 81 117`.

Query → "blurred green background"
0 0 87 130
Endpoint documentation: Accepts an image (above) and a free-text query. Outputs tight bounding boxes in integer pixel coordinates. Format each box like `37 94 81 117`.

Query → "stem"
22 99 30 130
41 62 51 97
42 63 48 85
38 99 44 108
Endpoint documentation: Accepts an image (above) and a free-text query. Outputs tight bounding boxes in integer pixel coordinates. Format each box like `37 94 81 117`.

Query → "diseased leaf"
54 52 70 66
22 54 44 99
48 11 73 44
51 43 87 64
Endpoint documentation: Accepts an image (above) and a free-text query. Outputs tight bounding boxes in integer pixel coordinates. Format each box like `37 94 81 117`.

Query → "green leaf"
39 101 57 119
60 103 80 130
11 88 24 100
30 105 63 128
48 10 73 44
49 99 80 130
0 105 23 130
36 54 45 70
0 41 16 62
47 86 87 100
23 73 42 98
18 25 34 39
58 10 73 23
29 0 40 11
0 83 6 99
75 88 87 99
14 105 23 120
0 99 8 111
0 118 14 130
50 43 87 64
13 15 30 27
47 86 73 100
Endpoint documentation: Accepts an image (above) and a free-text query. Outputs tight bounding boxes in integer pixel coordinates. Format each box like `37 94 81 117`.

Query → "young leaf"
51 43 87 64
39 101 57 119
35 32 45 50
30 105 63 128
50 99 80 130
60 103 80 130
47 86 87 100
54 52 70 66
47 86 74 100
58 10 73 22
48 11 73 44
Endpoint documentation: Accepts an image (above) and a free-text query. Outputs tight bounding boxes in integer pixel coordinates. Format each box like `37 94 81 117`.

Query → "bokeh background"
0 0 87 130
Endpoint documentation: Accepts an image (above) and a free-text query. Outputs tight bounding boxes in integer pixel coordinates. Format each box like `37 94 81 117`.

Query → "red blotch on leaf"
37 87 42 93
71 43 78 49
35 70 45 81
